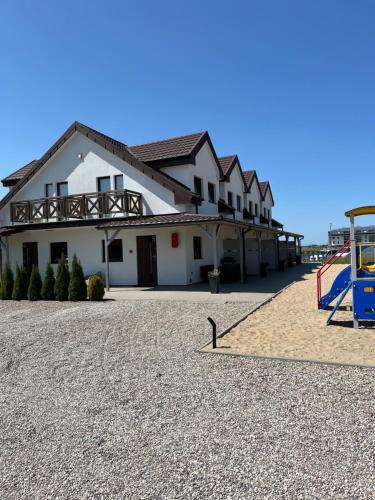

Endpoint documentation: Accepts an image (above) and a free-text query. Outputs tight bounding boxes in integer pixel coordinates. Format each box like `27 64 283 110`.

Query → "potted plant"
208 268 221 294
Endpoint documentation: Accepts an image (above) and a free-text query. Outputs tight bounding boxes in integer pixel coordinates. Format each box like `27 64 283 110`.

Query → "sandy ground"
203 264 375 367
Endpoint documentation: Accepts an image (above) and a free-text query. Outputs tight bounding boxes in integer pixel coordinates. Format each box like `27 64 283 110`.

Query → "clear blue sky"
1 0 374 244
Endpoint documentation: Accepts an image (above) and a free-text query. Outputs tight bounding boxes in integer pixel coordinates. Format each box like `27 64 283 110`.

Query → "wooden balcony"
10 189 143 224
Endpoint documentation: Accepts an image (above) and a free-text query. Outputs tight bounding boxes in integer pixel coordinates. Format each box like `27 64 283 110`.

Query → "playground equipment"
317 206 375 328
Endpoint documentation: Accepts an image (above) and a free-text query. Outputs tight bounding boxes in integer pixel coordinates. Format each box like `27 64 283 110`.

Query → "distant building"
328 225 375 246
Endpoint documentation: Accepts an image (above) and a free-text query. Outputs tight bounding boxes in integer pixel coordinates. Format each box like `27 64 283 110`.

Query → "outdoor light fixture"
78 153 83 159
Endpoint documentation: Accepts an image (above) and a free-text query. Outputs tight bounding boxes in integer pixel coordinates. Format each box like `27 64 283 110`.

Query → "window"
249 201 253 215
50 242 68 264
208 182 216 203
193 236 202 260
101 239 123 262
114 174 124 190
57 182 68 196
227 191 233 207
255 203 258 216
264 207 267 217
98 176 111 193
45 183 54 197
194 177 202 197
236 195 242 212
268 209 271 221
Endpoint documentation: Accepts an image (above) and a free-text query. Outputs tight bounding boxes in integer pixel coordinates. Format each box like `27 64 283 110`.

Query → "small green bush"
54 254 70 301
68 254 87 301
28 265 42 301
87 275 105 301
0 263 14 300
12 265 29 300
41 262 55 300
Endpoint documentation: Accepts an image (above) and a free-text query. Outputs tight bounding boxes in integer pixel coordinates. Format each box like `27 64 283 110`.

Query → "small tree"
12 265 29 300
87 275 105 301
54 254 69 301
68 254 87 301
41 262 55 300
0 263 14 300
28 265 42 301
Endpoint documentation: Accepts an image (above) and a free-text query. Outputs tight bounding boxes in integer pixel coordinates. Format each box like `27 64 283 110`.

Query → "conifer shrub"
12 265 29 300
87 275 105 301
54 254 70 301
27 265 42 301
68 254 87 301
0 263 14 300
41 262 55 300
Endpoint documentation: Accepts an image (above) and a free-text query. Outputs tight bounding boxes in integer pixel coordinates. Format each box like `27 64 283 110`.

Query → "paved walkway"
106 263 316 303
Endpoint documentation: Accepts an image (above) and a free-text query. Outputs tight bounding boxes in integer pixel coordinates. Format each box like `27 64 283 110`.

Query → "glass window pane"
57 182 68 196
98 177 111 192
114 175 124 190
45 183 54 197
50 242 68 264
194 177 202 196
102 239 123 262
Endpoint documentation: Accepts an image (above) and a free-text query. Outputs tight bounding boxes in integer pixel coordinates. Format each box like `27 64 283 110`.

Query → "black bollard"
207 317 217 349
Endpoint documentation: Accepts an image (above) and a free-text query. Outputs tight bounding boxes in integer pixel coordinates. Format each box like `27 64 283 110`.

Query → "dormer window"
227 191 233 207
208 182 216 203
236 195 242 212
194 176 203 197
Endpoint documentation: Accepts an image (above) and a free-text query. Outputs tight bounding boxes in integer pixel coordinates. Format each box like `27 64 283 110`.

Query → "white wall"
7 224 216 286
219 163 246 220
1 132 180 225
244 179 262 225
261 189 273 222
160 142 221 215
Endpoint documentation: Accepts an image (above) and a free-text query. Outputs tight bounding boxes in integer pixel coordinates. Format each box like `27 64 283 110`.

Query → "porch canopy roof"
94 213 280 233
280 230 304 239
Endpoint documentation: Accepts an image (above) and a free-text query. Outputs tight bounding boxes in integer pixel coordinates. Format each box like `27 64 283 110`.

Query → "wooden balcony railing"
10 189 143 223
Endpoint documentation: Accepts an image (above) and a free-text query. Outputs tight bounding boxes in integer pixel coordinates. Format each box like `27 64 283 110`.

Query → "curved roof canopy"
345 206 375 218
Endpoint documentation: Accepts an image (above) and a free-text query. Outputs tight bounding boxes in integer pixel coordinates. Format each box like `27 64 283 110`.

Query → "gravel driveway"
0 299 374 499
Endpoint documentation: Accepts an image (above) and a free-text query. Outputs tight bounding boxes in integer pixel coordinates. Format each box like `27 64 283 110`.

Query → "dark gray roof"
95 213 249 229
1 160 38 186
129 132 206 163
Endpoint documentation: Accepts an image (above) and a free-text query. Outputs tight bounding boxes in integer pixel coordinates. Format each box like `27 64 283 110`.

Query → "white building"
0 122 303 288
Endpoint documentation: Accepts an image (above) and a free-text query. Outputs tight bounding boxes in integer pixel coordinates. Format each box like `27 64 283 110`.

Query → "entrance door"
137 236 157 286
23 242 38 274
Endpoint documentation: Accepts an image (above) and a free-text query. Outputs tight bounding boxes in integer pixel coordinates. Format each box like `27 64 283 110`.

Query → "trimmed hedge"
1 263 14 300
87 275 105 301
28 265 42 301
41 262 55 300
68 254 87 301
54 254 70 301
12 265 29 300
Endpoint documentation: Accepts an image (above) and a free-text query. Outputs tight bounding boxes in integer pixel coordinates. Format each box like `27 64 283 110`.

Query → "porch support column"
199 223 221 271
294 236 297 260
104 228 121 292
237 227 245 284
212 224 220 270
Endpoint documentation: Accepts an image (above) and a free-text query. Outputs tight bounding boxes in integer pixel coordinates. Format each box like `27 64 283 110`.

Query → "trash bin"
278 260 285 272
260 262 269 277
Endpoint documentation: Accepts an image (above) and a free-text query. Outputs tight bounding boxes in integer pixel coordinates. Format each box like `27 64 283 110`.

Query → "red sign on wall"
171 232 179 248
